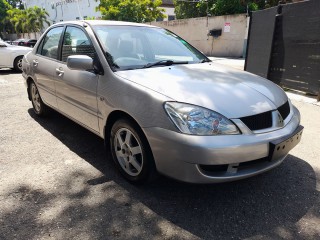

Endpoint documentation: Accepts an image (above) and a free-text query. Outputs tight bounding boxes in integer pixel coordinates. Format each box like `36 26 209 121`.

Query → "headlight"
164 102 240 135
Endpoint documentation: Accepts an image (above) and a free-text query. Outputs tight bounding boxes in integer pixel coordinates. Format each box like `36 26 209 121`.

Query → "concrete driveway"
0 69 319 240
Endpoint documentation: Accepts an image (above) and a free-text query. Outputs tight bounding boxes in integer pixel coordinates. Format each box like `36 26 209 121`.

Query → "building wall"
25 0 101 23
162 7 175 21
25 0 175 23
151 14 248 57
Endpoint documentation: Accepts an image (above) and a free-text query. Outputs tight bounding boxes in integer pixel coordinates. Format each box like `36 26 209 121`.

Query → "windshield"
92 25 209 71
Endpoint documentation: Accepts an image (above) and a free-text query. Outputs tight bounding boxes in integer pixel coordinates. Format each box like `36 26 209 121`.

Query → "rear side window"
61 26 95 62
37 27 64 60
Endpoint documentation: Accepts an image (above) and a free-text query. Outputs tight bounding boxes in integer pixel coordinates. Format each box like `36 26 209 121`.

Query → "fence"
245 0 320 100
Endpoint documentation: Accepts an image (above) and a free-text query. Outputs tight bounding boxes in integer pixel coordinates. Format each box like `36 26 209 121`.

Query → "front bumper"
143 106 302 183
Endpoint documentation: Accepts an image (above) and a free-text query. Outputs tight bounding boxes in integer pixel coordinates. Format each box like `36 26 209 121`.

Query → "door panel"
55 66 99 132
33 27 64 108
0 46 11 67
55 26 99 132
32 56 58 108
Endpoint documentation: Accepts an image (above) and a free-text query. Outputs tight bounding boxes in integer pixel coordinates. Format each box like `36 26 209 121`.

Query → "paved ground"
209 57 245 71
0 69 319 240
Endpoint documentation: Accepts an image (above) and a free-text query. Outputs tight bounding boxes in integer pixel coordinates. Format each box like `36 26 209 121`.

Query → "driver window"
61 26 95 62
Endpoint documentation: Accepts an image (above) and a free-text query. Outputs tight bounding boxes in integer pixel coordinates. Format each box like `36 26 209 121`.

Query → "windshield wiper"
199 58 211 63
143 60 188 68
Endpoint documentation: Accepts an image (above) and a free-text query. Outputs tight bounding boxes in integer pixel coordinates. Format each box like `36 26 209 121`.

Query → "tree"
30 6 50 33
212 0 258 16
6 6 50 36
174 0 221 19
97 0 166 23
6 8 27 34
0 0 11 36
7 0 24 9
174 0 280 19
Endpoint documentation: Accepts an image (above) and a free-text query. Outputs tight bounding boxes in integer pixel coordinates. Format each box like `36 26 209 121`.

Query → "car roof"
51 20 159 29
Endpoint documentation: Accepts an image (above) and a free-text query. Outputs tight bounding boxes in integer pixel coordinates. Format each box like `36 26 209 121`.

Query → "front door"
55 26 100 133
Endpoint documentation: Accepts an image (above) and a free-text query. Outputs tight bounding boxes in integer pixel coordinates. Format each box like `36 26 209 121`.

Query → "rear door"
31 27 64 109
55 25 100 133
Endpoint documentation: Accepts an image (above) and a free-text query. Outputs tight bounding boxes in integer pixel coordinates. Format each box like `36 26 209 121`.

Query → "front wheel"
29 81 48 116
110 119 157 183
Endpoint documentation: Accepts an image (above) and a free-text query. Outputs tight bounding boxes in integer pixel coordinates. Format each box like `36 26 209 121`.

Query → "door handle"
33 60 38 67
55 68 64 77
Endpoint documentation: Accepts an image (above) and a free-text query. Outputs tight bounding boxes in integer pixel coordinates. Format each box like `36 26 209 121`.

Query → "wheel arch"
26 77 35 100
14 55 24 62
104 110 141 142
104 110 154 159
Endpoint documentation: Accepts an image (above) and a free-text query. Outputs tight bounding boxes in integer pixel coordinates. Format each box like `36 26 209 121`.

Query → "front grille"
199 157 271 176
198 164 229 173
240 111 272 131
240 101 290 131
277 101 290 120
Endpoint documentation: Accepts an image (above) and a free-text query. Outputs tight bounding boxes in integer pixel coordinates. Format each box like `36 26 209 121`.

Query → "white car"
0 40 31 71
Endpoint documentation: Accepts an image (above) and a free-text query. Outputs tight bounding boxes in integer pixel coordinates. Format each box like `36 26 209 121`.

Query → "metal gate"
245 0 320 99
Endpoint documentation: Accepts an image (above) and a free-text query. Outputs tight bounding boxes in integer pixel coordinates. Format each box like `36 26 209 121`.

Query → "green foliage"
84 16 96 20
97 0 166 23
7 0 24 9
0 0 11 22
174 0 278 19
173 0 204 19
212 0 255 16
5 6 50 35
0 0 12 37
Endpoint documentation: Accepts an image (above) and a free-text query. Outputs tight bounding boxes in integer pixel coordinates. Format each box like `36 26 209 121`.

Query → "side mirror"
67 55 93 71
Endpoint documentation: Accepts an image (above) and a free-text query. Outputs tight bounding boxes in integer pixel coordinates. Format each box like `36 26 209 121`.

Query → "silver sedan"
22 20 303 183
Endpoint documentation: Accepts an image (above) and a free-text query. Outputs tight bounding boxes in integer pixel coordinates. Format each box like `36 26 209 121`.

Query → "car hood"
115 62 288 118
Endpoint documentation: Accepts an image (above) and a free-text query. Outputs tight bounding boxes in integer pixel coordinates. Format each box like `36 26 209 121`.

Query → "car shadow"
27 108 319 239
0 68 19 75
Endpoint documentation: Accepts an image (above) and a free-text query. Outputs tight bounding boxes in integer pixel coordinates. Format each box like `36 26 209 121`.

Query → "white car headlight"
164 102 240 135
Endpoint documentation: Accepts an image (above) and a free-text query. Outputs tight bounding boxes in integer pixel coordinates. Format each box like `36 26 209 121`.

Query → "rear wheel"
110 119 157 183
13 56 23 72
29 81 48 116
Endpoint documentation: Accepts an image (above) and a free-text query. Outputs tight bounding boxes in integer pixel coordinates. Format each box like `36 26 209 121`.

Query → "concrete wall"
151 14 248 57
2 32 41 41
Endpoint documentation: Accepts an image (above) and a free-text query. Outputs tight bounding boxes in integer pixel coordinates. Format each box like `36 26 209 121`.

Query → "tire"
13 56 23 72
110 119 157 183
29 81 48 116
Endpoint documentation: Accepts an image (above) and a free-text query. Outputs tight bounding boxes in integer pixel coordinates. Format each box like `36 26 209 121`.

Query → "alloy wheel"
113 128 143 176
31 83 41 113
17 58 23 71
